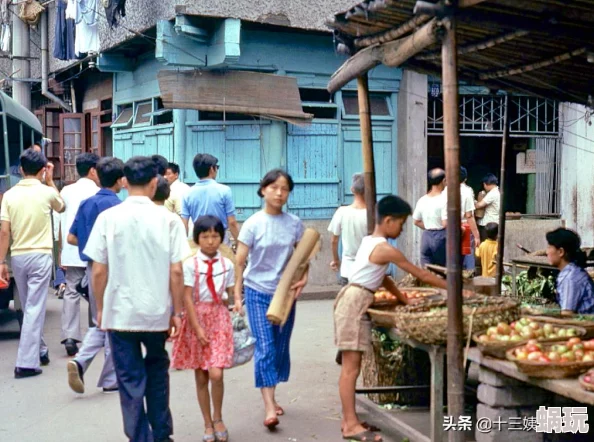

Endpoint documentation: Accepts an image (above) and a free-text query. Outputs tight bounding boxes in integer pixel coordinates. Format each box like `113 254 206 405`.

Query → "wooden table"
467 348 594 406
387 329 446 442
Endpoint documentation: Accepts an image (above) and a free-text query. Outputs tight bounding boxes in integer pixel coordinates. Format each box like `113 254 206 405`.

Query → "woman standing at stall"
233 169 307 431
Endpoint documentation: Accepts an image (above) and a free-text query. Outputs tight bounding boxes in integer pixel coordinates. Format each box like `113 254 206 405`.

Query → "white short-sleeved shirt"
60 178 99 267
478 187 500 226
349 236 390 291
238 210 304 295
412 194 446 230
441 185 476 221
327 205 367 279
183 250 235 302
84 196 190 332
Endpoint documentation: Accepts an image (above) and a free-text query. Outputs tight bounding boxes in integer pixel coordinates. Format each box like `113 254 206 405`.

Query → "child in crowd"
335 195 448 442
546 228 594 315
171 215 236 442
475 222 498 277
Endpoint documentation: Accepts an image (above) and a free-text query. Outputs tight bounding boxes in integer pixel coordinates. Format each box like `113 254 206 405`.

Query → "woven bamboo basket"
19 0 45 26
370 296 520 345
506 345 594 379
525 315 594 339
473 323 587 359
371 287 441 308
578 373 594 392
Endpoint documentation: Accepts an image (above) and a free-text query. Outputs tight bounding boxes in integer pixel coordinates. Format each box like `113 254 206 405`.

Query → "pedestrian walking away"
66 157 125 395
234 168 308 431
0 149 65 378
59 153 100 356
328 172 367 365
171 215 238 442
335 195 450 442
181 154 240 246
413 168 447 268
83 156 190 442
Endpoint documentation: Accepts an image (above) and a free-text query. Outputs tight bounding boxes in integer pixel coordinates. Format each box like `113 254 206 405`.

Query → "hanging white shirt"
84 196 190 331
60 177 100 267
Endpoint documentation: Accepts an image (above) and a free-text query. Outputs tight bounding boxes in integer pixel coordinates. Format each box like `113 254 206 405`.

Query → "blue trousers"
420 229 447 268
109 331 173 442
245 286 296 388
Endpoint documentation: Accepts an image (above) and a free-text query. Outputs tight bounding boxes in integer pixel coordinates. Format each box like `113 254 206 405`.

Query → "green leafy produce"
502 270 555 304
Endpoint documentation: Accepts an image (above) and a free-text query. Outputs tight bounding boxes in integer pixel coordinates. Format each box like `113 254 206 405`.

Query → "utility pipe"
41 10 72 111
12 4 31 109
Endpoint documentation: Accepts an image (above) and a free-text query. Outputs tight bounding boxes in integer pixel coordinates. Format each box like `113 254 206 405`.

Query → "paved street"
0 297 405 442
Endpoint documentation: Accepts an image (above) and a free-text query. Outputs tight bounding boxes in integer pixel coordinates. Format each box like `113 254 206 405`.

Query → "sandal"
213 419 228 442
342 429 383 441
202 426 215 442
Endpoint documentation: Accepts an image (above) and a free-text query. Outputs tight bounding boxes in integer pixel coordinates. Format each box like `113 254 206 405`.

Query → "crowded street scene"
2 1 594 442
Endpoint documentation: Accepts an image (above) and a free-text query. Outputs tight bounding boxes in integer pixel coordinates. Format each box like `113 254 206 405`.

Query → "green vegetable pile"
502 270 556 304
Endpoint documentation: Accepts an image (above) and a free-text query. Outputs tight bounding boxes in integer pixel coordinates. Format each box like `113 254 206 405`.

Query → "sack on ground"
231 313 255 368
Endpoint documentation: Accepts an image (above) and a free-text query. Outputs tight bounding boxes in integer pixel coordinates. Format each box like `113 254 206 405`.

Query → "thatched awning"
158 70 313 125
328 0 594 105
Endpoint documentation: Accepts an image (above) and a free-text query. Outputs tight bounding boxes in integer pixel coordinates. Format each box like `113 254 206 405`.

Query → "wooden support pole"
496 95 509 289
328 19 443 93
442 17 465 442
355 14 430 48
357 74 377 233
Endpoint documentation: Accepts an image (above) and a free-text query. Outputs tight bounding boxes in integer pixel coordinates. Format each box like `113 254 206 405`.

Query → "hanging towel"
54 0 76 60
0 24 9 53
74 0 99 56
104 0 126 28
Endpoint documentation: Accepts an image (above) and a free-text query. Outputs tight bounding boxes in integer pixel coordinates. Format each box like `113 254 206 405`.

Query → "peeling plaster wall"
560 102 594 246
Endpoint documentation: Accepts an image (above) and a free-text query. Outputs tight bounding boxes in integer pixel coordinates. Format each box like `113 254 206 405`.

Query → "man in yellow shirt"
475 222 498 277
0 149 65 378
164 162 190 216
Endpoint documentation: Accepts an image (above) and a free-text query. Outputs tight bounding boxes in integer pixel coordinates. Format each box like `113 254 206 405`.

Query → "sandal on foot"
342 430 383 441
263 416 279 430
275 405 284 416
362 422 380 432
202 427 215 442
213 419 228 442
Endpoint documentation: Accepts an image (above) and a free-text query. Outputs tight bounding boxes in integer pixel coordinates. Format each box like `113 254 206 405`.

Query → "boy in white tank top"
335 195 448 442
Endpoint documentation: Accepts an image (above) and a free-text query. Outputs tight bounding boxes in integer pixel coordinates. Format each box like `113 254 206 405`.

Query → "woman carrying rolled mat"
233 168 307 431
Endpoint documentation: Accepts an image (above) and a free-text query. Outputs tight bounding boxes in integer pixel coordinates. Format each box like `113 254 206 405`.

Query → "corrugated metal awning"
158 70 313 124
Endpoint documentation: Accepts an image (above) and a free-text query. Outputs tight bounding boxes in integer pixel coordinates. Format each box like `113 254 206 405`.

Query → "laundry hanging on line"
103 0 126 28
54 0 76 60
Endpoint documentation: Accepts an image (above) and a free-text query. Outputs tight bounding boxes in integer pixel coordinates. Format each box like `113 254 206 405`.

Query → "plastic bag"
230 313 255 368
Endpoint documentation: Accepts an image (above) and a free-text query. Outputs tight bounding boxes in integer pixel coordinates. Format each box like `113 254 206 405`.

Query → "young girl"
234 169 308 431
546 228 594 315
171 215 237 442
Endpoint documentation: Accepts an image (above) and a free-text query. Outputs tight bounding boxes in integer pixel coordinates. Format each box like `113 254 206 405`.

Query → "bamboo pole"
417 29 529 61
442 17 465 442
496 95 509 290
357 74 377 233
355 14 430 48
479 47 587 80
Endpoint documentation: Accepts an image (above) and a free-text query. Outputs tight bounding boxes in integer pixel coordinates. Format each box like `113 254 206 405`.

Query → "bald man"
413 168 447 267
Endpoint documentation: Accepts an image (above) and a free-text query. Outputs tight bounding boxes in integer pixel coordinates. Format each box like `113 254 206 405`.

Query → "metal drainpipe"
41 10 72 111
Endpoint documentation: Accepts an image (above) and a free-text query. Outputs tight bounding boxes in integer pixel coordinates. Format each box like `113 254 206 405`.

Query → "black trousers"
109 331 173 442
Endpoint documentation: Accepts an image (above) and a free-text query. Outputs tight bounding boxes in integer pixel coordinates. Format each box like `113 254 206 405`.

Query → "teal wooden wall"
112 23 401 220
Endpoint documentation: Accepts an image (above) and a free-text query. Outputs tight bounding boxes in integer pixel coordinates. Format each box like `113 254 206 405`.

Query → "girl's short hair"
546 227 586 267
257 168 294 198
193 215 225 243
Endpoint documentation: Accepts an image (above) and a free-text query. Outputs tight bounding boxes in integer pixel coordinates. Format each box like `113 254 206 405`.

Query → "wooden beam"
357 74 377 232
328 19 443 93
417 29 529 61
496 95 509 290
479 47 587 80
441 16 465 442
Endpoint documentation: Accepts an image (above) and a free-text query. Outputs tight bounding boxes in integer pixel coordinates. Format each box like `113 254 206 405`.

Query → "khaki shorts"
334 284 375 352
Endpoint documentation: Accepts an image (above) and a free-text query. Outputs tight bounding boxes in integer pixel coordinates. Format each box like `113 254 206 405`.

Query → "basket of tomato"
506 337 594 379
578 368 594 393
